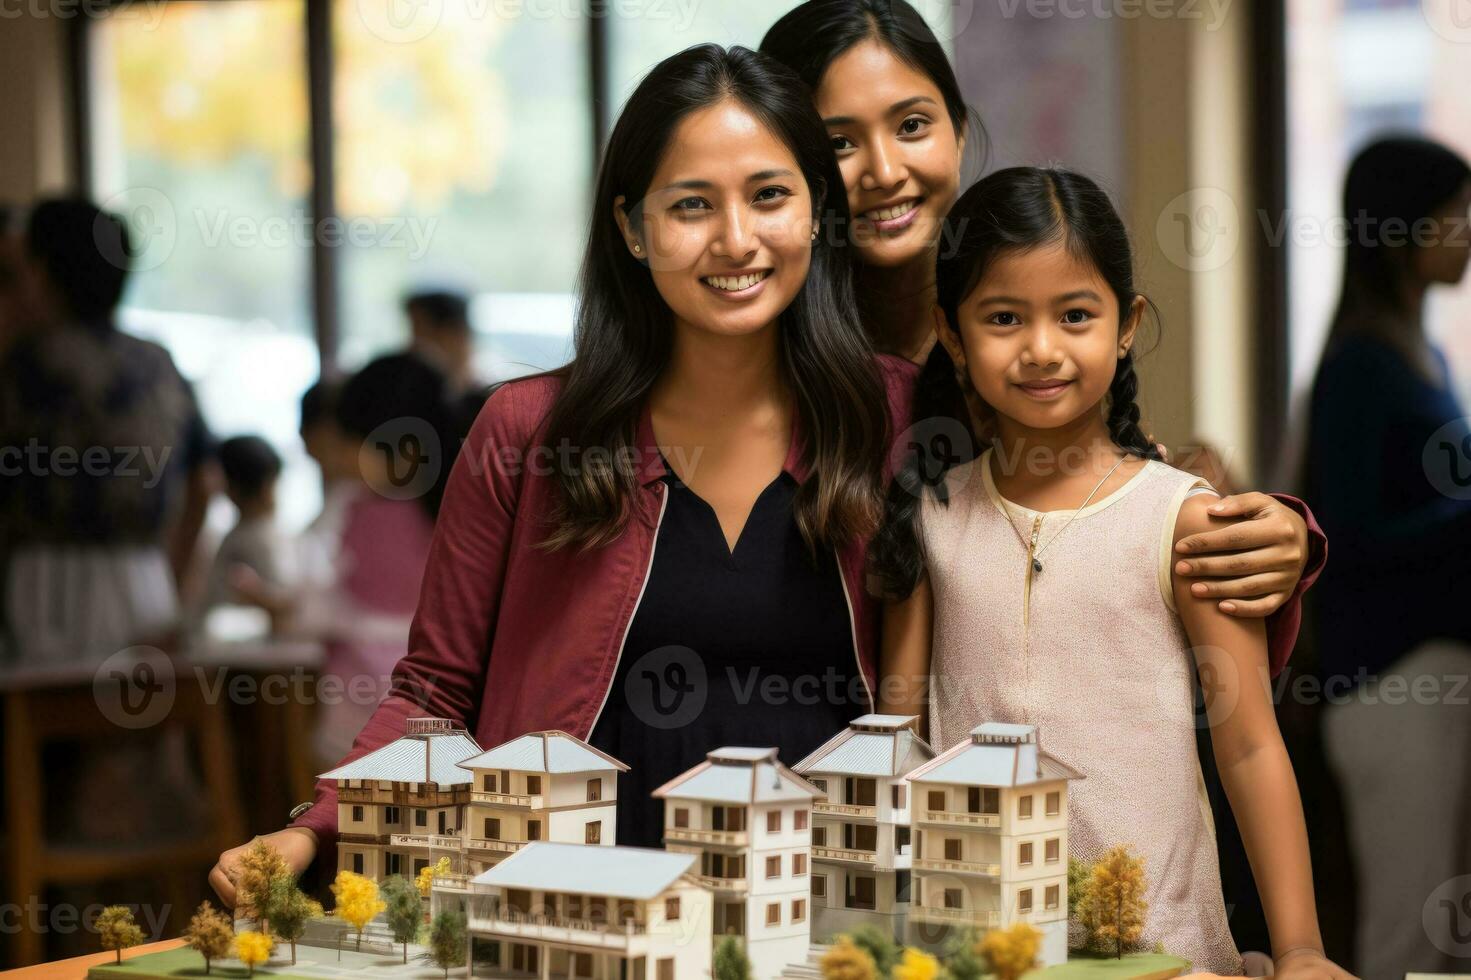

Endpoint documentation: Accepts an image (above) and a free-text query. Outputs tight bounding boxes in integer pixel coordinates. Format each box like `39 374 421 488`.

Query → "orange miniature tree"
978 923 1041 980
1078 844 1149 958
236 838 291 933
819 937 877 980
184 901 234 974
97 905 145 963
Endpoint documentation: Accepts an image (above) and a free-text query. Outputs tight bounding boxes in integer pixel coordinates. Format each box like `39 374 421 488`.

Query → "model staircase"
778 943 833 979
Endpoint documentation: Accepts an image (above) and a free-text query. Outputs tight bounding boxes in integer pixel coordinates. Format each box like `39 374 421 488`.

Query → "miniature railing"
918 810 1001 828
664 827 748 846
337 832 389 845
812 802 877 819
812 846 878 864
470 908 648 941
466 837 526 854
909 905 1000 928
337 788 381 803
470 790 535 807
693 873 749 893
911 857 1001 877
390 833 465 849
434 872 473 890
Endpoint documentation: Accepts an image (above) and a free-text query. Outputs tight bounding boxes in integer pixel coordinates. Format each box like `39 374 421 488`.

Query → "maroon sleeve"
1261 492 1328 678
289 379 544 865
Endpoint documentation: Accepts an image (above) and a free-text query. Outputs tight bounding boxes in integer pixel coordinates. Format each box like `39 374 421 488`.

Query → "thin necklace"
995 449 1131 576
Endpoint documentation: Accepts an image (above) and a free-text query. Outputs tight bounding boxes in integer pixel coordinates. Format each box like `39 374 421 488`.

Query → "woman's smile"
700 268 773 300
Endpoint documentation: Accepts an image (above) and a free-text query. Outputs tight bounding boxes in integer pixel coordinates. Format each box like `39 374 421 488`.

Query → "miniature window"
674 807 689 828
983 787 1000 814
1019 795 1033 819
352 853 364 873
943 888 962 909
766 903 780 925
767 810 781 833
928 790 945 812
896 827 911 852
665 897 679 921
892 784 906 809
416 808 427 826
810 777 827 795
944 838 962 861
585 821 601 845
587 778 601 802
766 855 781 878
793 853 807 876
1019 842 1033 865
657 959 674 980
574 953 592 976
384 806 399 823
1046 791 1061 816
1046 884 1060 910
1045 838 1060 863
483 773 495 793
812 826 827 846
526 775 542 795
528 820 542 841
1019 888 1033 913
812 876 827 897
794 809 807 831
485 817 500 839
967 786 981 813
792 899 806 922
351 805 364 822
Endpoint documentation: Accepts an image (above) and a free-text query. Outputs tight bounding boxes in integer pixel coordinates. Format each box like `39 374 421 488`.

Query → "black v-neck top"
586 456 862 847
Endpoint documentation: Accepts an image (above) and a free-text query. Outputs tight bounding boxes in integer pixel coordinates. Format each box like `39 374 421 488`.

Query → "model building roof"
319 719 482 786
470 842 695 899
794 715 935 778
652 746 822 803
457 730 630 775
905 721 1084 787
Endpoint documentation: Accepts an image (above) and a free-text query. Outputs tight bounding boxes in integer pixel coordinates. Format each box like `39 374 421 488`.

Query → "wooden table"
0 940 187 980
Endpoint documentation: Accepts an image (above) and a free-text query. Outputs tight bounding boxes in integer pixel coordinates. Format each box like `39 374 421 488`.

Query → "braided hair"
870 167 1160 599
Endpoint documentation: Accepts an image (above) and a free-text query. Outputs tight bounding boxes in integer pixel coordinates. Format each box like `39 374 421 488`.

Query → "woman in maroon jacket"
210 44 1320 897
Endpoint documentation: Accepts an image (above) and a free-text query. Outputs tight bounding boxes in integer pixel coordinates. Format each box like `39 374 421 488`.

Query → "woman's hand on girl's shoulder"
1172 490 1308 617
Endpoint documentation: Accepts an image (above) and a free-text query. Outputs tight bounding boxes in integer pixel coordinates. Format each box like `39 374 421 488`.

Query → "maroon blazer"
291 354 1325 867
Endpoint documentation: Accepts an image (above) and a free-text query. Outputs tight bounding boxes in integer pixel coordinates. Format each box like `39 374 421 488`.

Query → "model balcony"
692 873 749 895
466 837 527 855
911 857 1000 877
434 872 474 892
470 790 540 808
390 833 465 850
811 845 878 867
812 801 876 821
466 908 648 951
916 809 1001 829
337 832 389 846
663 827 748 848
907 905 1000 928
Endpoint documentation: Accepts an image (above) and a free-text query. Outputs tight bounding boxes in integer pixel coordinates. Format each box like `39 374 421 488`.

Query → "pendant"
1032 558 1043 574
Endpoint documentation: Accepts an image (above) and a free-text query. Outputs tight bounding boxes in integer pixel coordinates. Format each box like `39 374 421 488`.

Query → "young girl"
877 167 1349 979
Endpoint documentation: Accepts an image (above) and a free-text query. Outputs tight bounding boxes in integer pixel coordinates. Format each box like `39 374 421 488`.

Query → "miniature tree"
428 905 467 978
266 876 322 965
236 838 291 932
416 856 452 898
184 901 235 974
892 947 941 980
978 923 1041 980
819 937 877 980
1077 844 1148 958
331 869 386 951
713 935 753 980
97 905 145 963
941 929 987 980
382 875 423 964
234 931 274 977
847 924 899 975
1068 856 1092 920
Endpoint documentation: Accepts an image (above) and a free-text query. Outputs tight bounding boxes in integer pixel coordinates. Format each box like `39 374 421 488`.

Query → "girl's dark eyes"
672 188 791 212
754 186 791 204
988 312 1021 326
1062 309 1094 325
899 115 930 136
830 134 855 153
673 197 709 212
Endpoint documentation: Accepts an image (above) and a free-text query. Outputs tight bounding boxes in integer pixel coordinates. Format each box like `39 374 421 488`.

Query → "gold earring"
810 227 818 241
632 242 642 254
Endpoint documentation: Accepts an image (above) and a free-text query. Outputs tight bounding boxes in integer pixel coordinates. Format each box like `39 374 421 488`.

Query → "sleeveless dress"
923 448 1243 975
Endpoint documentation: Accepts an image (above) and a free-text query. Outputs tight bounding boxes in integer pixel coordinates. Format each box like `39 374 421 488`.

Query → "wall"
0 14 74 202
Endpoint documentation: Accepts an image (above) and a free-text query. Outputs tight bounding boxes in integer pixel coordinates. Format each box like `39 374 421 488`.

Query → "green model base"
86 943 464 980
1029 951 1191 980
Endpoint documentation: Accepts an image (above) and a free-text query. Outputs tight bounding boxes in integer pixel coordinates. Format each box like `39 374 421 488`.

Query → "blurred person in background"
404 287 478 397
200 435 287 613
232 353 454 768
1305 135 1471 978
0 197 218 666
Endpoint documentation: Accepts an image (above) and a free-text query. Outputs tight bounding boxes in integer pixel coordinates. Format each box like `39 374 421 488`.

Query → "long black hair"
1329 134 1471 336
538 44 889 553
870 166 1160 598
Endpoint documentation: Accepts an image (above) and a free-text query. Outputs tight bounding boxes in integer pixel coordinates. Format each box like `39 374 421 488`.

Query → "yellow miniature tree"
97 905 146 963
184 900 235 974
1078 844 1148 958
234 931 274 977
893 946 941 980
331 869 386 951
416 856 452 898
978 923 1042 980
236 838 291 932
819 937 877 980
